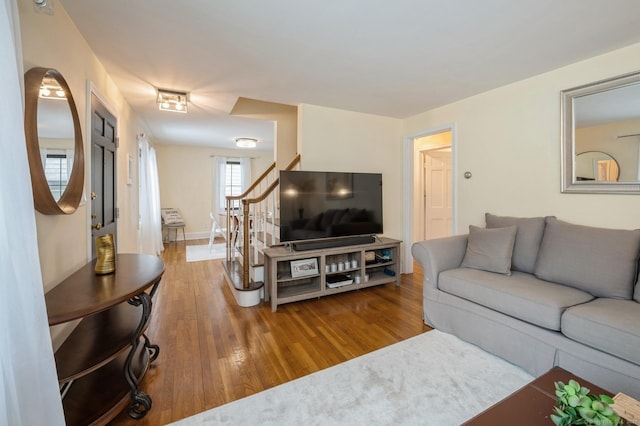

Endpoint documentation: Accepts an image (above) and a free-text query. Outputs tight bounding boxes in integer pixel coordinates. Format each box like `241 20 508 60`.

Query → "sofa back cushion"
485 213 547 274
534 217 640 299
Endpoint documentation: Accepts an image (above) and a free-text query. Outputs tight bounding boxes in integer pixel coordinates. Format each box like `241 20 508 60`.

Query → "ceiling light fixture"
39 76 66 100
235 138 258 148
156 88 188 113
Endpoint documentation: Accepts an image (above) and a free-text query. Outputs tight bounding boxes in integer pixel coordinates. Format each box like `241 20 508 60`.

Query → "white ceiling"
58 0 640 150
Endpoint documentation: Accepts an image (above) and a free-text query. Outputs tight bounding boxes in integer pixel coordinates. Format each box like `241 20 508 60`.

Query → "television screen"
279 170 383 243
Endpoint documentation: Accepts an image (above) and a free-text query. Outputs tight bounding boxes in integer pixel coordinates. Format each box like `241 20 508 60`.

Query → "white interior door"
423 149 452 240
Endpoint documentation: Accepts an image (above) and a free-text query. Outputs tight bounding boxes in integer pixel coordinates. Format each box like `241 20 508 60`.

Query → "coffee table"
463 367 618 425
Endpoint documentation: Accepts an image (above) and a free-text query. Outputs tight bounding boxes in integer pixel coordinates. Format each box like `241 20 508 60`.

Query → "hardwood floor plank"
108 240 429 425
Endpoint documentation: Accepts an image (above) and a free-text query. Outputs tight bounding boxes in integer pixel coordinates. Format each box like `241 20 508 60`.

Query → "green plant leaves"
552 379 621 426
600 395 615 405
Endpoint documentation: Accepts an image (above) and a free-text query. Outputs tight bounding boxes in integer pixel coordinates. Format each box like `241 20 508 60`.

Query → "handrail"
227 162 276 201
226 153 301 290
246 180 279 204
244 154 300 205
284 154 301 171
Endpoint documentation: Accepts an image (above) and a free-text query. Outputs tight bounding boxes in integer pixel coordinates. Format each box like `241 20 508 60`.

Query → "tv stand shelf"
263 237 401 312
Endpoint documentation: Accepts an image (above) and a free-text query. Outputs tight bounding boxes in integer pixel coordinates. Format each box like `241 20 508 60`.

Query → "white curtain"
212 156 227 214
239 157 251 192
138 137 163 256
0 0 65 424
39 147 47 165
65 147 74 178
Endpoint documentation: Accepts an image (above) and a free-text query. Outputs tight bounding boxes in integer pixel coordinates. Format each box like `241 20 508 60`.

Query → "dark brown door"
91 94 117 258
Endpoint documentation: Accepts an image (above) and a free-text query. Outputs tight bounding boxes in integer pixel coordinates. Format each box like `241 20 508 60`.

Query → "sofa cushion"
304 213 323 230
439 268 594 331
562 298 640 365
485 213 547 274
461 225 517 275
534 218 640 299
320 209 339 229
636 280 640 303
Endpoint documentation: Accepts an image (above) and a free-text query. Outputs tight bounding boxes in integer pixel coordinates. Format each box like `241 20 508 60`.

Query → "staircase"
221 154 301 306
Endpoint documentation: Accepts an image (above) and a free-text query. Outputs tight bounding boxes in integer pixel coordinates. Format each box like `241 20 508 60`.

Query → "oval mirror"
24 67 84 214
575 151 620 182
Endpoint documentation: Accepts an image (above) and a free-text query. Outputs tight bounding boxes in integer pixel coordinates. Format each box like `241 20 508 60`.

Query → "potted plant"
551 379 623 426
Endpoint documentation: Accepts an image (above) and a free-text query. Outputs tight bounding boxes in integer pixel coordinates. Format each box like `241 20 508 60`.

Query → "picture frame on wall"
290 258 319 278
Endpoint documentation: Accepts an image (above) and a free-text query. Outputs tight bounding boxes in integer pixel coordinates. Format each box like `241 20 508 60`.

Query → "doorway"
90 93 118 258
421 147 452 240
402 126 455 274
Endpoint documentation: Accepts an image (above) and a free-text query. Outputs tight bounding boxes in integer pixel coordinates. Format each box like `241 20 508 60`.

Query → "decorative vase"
95 234 116 275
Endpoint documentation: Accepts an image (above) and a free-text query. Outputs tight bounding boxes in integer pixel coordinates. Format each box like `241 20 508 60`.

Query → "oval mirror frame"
24 67 84 214
575 151 620 182
561 70 640 194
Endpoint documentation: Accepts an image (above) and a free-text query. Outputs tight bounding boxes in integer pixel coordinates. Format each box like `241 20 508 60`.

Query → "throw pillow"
461 225 517 275
161 208 184 225
534 217 640 299
485 213 550 274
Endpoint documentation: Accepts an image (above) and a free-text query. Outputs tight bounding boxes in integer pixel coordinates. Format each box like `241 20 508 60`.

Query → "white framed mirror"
561 70 640 194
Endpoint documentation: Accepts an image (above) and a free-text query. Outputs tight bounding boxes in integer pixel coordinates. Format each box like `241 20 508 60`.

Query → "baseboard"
163 231 210 242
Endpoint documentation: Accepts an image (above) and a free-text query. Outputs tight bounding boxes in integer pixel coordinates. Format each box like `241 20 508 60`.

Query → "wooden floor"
110 239 430 425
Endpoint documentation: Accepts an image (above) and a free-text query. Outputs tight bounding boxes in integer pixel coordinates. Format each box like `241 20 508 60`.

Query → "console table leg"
128 389 152 419
142 333 160 362
125 292 154 419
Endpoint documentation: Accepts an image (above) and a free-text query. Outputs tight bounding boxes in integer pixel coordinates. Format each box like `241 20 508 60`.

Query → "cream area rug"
169 330 534 425
185 244 226 262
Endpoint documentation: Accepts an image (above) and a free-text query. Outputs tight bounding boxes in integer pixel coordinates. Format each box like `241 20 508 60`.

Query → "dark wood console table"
45 253 165 425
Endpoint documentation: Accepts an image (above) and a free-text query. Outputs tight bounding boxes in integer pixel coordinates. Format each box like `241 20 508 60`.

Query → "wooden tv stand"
45 253 165 425
263 237 401 312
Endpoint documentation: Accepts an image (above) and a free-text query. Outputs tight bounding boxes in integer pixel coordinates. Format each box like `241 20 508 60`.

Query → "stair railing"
225 162 276 262
228 154 301 289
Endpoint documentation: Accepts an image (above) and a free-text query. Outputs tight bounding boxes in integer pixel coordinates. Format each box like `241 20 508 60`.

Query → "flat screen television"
279 170 383 246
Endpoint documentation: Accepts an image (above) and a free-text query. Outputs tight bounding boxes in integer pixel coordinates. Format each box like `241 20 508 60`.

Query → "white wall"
155 144 273 238
19 1 148 292
298 104 404 240
404 42 640 232
230 98 298 168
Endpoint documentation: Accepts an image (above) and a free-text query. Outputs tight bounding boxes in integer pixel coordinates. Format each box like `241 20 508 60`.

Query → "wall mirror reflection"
561 70 640 194
24 67 84 214
575 151 620 182
38 75 75 201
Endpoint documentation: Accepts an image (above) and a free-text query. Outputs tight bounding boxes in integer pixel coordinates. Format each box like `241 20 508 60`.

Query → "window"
225 161 242 210
213 157 250 214
44 150 70 200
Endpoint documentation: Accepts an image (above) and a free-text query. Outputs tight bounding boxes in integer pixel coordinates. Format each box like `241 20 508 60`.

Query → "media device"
279 170 383 250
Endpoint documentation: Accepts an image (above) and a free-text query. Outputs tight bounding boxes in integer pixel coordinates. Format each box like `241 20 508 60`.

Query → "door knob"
92 223 102 230
91 192 97 200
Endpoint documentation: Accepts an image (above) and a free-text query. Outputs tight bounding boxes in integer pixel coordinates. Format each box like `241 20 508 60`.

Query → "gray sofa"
411 214 640 399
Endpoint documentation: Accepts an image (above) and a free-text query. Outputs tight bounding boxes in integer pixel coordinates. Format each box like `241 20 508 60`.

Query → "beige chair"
161 208 186 242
